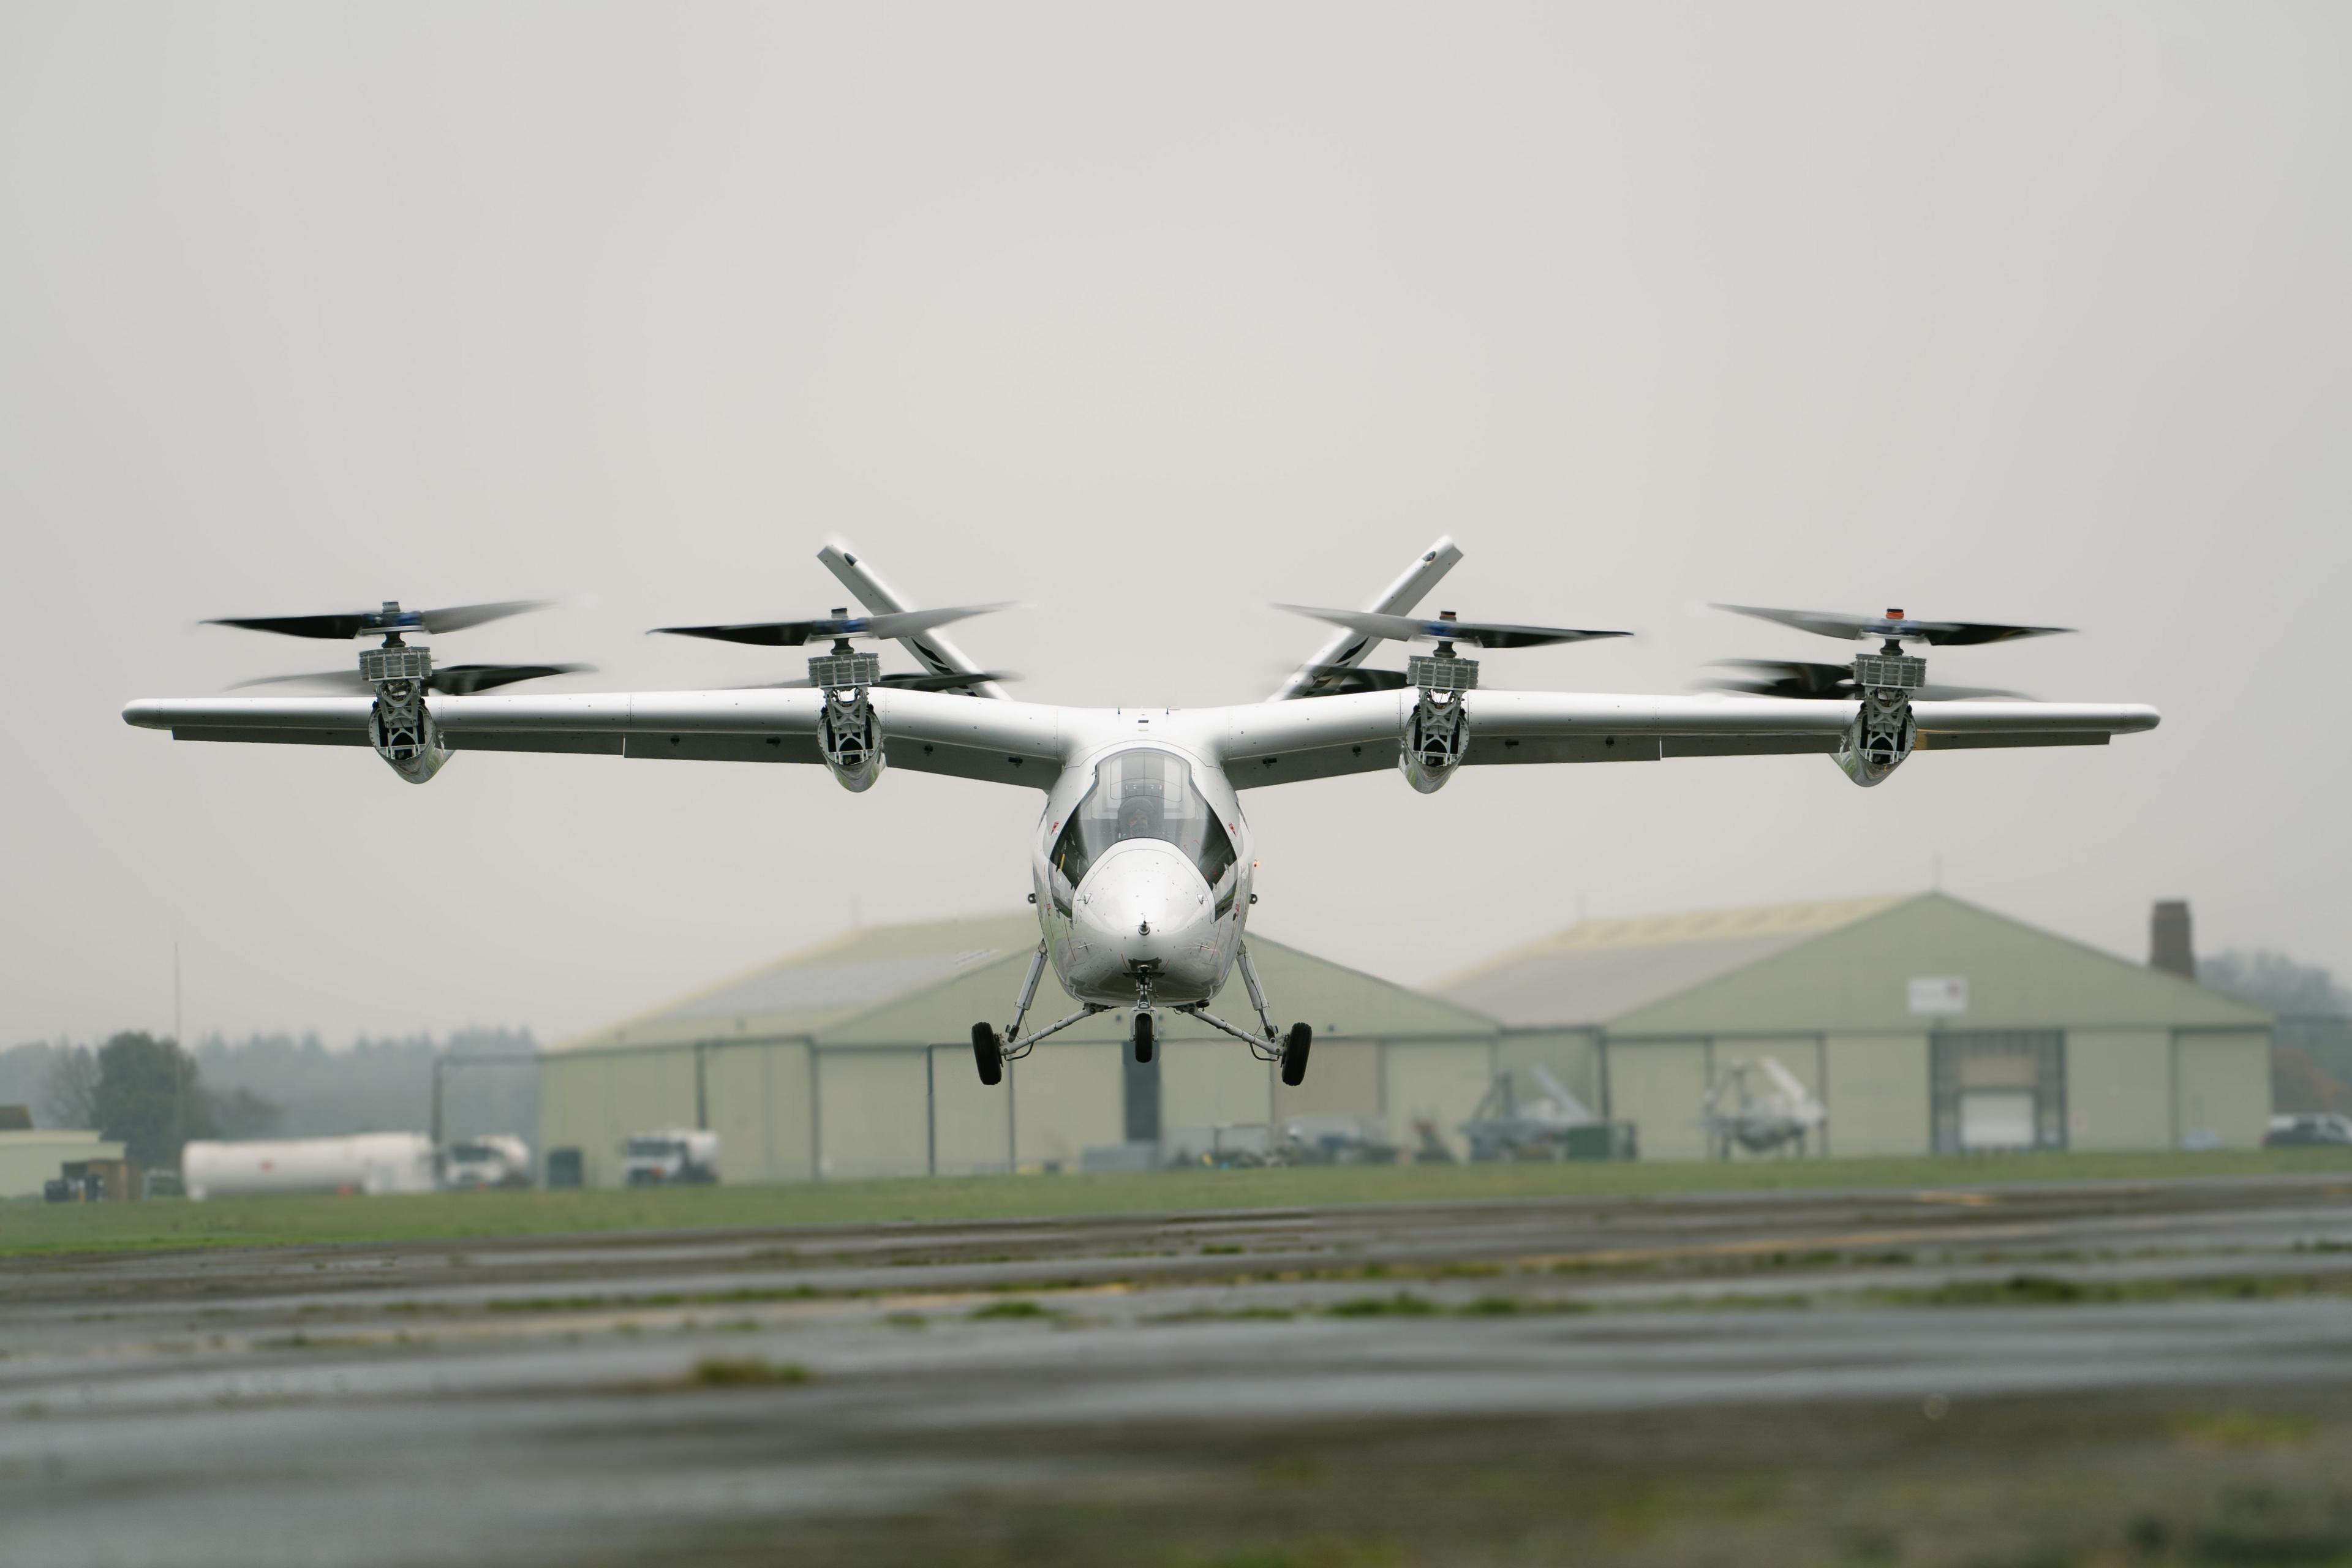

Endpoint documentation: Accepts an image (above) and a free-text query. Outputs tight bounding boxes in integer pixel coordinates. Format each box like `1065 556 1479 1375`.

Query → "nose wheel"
1131 1010 1155 1064
971 1023 1003 1087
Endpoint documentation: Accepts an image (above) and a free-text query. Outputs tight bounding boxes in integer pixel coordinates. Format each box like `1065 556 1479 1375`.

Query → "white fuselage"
1028 736 1253 1008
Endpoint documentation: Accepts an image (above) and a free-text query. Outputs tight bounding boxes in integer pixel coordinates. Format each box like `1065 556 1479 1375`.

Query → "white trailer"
183 1134 438 1201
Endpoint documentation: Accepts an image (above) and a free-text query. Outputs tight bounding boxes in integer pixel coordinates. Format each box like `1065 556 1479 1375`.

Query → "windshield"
1051 749 1235 889
625 1138 683 1159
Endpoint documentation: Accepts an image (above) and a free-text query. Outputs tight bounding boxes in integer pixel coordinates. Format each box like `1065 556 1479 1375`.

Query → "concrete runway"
6 1172 2351 1567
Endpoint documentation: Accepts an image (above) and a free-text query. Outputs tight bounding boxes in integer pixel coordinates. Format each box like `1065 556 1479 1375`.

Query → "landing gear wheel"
1280 1023 1312 1087
1132 1011 1155 1065
971 1023 1003 1087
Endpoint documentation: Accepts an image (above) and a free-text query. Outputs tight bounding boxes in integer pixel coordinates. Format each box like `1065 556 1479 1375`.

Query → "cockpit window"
1051 749 1236 890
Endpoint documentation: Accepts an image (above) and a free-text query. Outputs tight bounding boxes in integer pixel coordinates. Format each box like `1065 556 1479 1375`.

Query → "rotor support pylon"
812 638 887 791
1836 641 1922 788
1235 941 1278 1041
360 625 449 784
1399 647 1476 793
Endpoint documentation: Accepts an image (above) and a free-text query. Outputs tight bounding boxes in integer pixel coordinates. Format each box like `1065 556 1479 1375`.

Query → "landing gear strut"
1169 943 1313 1085
971 941 1105 1085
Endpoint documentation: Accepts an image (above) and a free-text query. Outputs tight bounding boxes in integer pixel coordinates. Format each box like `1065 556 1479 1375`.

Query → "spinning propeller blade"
205 600 551 640
231 662 592 695
649 603 1012 647
1697 659 2023 701
1298 663 1410 696
1711 603 2071 646
1275 605 1630 650
733 669 1022 693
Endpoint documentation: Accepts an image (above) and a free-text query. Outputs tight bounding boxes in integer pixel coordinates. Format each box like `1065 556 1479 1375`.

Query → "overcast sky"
2 2 2346 1049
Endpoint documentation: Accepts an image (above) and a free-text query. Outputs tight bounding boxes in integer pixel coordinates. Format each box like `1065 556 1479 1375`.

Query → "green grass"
687 1356 809 1387
4 1148 2348 1258
1869 1270 2352 1309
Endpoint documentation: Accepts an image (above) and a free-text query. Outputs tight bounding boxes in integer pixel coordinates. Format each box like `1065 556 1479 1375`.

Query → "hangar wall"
1445 895 2274 1161
538 917 1506 1187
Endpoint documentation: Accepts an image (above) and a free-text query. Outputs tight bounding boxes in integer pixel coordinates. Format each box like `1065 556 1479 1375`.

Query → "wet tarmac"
6 1172 2351 1567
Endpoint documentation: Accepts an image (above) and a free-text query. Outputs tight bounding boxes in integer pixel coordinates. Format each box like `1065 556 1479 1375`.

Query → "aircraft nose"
1075 844 1207 968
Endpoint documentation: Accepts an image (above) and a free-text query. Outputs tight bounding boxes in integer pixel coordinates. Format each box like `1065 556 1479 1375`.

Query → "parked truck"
183 1134 438 1201
620 1129 720 1186
442 1135 532 1189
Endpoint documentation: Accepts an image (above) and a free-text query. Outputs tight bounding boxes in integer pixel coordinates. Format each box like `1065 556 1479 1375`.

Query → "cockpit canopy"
1051 748 1237 891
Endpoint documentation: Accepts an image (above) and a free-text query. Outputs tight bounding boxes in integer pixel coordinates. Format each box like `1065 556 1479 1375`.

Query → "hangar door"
1931 1031 2066 1153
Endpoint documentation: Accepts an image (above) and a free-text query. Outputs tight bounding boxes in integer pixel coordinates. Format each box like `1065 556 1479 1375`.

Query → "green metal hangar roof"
1438 892 2270 1159
540 915 1501 1186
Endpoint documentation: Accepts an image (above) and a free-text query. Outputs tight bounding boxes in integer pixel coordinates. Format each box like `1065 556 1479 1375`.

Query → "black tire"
1133 1011 1155 1064
972 1022 1004 1087
1280 1022 1313 1087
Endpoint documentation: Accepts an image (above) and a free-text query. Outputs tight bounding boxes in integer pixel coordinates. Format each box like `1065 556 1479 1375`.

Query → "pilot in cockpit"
1116 794 1164 840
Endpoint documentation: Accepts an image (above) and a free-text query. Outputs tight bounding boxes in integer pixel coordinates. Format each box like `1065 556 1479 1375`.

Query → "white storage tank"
183 1134 437 1201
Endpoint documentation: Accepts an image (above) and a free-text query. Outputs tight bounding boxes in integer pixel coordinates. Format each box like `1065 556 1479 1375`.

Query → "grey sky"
2 2 2345 1049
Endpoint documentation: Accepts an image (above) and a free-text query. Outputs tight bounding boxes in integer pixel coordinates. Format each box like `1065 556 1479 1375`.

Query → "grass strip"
6 1148 2347 1258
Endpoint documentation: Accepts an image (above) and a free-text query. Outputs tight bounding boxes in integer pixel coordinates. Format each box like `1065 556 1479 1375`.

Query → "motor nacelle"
812 648 886 792
1398 651 1474 794
361 644 450 785
1834 650 1920 788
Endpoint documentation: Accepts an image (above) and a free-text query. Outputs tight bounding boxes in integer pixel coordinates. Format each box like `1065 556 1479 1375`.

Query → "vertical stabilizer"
1271 537 1463 699
817 542 1009 700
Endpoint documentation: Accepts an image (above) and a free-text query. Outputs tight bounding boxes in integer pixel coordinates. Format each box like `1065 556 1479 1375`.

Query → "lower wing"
1215 690 2159 786
121 688 1068 788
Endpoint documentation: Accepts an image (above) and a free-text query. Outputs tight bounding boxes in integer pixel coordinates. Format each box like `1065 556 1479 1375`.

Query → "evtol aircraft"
124 538 2158 1089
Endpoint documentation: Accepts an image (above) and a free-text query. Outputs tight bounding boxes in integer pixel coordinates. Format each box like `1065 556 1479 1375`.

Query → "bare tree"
40 1044 99 1129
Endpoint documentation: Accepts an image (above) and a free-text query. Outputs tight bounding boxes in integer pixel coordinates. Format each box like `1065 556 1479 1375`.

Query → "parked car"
2264 1113 2352 1148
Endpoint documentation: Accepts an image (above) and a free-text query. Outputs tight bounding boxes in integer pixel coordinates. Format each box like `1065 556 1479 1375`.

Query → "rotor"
205 598 584 696
205 599 549 644
232 662 594 696
648 603 1010 649
1276 605 1630 654
651 603 1017 696
1698 659 2022 703
1711 603 2071 649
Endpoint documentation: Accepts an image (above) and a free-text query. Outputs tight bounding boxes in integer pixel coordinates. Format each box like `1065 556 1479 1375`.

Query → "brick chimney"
2149 900 2195 980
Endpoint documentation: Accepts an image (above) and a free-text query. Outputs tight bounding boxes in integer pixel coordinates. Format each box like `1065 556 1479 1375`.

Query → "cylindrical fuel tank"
181 1134 438 1201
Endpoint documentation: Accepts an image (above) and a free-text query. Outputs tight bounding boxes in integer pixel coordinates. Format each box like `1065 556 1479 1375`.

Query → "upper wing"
1270 537 1461 700
123 688 1069 788
1213 690 2160 787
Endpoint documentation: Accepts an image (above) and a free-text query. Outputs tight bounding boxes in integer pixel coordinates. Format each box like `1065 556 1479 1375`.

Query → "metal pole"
172 931 184 1164
925 1047 937 1178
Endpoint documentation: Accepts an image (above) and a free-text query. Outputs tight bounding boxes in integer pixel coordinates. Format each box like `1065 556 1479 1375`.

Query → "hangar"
1439 892 2272 1159
538 915 1502 1186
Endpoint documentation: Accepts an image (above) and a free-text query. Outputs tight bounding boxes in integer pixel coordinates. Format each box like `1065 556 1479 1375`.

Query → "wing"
123 687 1069 788
1213 690 2160 786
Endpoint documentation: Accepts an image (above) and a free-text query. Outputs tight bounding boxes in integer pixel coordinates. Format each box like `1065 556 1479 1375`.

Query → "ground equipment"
621 1128 720 1185
182 1134 438 1200
1700 1056 1827 1158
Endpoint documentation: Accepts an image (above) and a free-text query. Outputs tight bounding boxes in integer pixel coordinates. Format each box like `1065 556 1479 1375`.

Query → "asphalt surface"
6 1172 2351 1567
